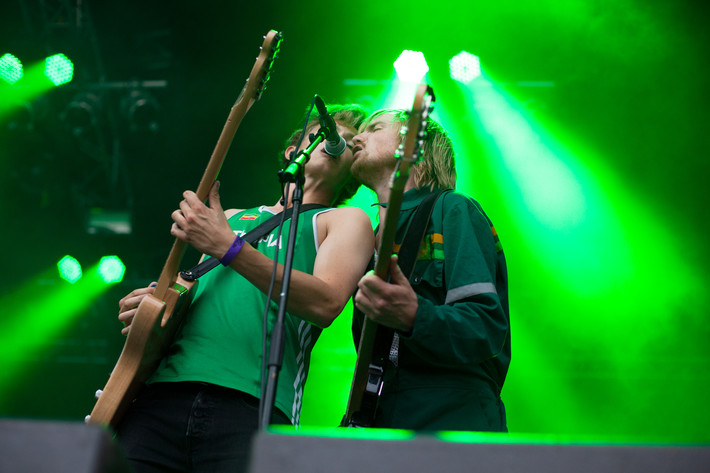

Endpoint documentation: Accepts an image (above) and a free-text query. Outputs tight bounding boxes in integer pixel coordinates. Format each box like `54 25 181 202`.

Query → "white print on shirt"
263 234 282 248
233 230 283 249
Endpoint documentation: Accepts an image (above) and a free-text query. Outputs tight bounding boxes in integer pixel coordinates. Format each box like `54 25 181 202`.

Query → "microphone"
314 95 346 157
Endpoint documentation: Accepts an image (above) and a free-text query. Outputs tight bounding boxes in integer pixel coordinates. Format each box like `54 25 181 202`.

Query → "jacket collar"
399 186 445 211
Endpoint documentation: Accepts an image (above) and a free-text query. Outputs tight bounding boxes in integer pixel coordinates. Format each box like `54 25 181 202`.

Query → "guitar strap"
180 203 327 281
350 189 447 427
397 189 447 280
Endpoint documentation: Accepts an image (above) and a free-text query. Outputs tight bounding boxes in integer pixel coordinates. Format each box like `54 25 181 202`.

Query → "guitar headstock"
396 84 436 164
388 85 435 192
237 30 283 106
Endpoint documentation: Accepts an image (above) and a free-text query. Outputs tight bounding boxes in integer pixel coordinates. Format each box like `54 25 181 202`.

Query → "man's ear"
284 145 297 162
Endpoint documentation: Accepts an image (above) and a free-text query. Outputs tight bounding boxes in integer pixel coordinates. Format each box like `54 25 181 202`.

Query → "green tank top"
150 205 330 425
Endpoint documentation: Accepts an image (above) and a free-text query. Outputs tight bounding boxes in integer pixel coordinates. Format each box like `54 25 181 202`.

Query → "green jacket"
360 187 510 431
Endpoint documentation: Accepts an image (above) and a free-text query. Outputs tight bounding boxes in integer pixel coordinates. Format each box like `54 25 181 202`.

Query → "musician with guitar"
113 104 374 473
348 107 510 432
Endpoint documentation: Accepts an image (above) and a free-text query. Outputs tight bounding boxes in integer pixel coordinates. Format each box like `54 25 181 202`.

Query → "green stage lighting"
449 51 481 84
0 53 23 84
98 256 125 284
393 50 429 83
57 255 82 283
44 54 74 86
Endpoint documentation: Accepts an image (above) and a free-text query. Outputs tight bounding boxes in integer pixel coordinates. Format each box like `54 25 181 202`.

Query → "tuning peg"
395 144 404 159
84 415 91 423
95 389 103 399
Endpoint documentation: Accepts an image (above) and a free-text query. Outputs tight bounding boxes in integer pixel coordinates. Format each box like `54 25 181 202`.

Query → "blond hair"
361 109 457 190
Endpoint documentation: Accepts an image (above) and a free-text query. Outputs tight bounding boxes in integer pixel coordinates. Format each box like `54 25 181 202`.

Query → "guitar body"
344 316 393 427
89 276 196 427
87 30 282 429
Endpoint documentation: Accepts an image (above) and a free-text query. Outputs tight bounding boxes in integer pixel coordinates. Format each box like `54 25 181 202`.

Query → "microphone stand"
259 126 328 428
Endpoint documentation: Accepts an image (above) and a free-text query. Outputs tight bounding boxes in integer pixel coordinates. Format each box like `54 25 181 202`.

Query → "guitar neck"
374 169 408 277
152 30 282 301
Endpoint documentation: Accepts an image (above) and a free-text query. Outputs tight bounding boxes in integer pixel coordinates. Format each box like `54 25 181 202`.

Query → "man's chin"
350 159 364 179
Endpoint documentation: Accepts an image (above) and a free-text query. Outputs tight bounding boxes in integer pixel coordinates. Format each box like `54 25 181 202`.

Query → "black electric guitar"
342 84 435 427
87 30 282 429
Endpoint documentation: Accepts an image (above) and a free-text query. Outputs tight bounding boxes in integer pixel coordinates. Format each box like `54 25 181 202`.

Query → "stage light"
121 89 160 132
449 51 481 84
44 53 74 86
57 255 82 284
62 92 101 135
97 256 125 284
0 53 23 84
393 50 429 83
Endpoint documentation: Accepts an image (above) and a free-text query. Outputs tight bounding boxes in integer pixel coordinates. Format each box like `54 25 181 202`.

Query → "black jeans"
115 382 291 473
